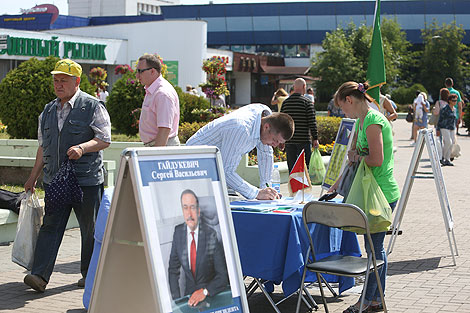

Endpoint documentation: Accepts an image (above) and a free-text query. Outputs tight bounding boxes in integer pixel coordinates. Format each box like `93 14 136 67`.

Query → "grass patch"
0 184 45 198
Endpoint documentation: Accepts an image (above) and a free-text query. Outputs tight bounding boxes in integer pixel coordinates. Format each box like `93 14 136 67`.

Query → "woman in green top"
332 81 400 313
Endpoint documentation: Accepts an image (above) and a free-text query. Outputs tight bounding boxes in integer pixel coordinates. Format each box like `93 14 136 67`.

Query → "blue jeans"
363 200 397 303
285 142 312 173
32 184 103 282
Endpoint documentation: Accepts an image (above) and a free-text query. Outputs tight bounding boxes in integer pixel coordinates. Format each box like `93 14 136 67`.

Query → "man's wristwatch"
78 145 85 154
203 288 208 296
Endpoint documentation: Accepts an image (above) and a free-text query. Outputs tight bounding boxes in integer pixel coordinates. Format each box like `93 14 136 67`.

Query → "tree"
311 19 411 101
311 28 361 101
421 21 467 100
0 56 94 139
380 18 412 92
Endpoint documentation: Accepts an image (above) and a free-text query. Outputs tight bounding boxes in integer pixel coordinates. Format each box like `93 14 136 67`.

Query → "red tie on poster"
190 231 196 277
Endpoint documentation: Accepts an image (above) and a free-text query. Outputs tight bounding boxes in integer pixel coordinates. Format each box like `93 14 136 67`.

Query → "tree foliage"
311 18 410 101
420 21 468 100
311 28 361 102
0 56 94 139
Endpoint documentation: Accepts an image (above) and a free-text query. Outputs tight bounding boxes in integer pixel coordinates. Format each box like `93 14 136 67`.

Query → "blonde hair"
275 88 288 97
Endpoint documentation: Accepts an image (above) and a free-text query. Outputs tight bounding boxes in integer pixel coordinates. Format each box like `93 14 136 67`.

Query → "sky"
1 0 346 15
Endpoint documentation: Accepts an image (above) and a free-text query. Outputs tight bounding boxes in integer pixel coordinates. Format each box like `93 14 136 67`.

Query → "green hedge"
178 115 342 146
0 56 94 139
391 83 427 105
316 116 342 145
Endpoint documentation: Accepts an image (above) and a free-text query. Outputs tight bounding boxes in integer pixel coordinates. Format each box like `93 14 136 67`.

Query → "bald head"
293 78 306 94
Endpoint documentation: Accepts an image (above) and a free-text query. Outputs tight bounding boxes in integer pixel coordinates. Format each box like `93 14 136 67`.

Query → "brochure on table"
89 146 249 313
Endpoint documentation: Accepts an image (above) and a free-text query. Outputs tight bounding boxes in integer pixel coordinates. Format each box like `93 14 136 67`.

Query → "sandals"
343 305 367 313
367 303 384 312
342 303 384 313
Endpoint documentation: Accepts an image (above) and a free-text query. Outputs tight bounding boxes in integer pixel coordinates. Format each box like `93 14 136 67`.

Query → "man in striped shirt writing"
186 104 294 200
281 78 319 173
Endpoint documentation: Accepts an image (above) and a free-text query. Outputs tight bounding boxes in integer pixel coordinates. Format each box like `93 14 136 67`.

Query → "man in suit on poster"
168 189 229 307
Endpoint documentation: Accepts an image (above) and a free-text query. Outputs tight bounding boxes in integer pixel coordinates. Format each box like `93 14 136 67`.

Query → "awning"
260 65 311 75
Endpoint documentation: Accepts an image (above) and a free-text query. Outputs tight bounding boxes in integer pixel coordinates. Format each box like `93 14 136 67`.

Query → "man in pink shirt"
136 54 180 146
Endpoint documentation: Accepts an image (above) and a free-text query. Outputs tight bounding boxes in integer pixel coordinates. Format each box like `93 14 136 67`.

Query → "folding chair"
295 201 387 313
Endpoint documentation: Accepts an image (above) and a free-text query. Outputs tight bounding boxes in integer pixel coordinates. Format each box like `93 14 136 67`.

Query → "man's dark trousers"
31 184 103 282
285 143 312 174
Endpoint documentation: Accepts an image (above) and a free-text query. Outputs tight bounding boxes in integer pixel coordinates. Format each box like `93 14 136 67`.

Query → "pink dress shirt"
139 75 180 144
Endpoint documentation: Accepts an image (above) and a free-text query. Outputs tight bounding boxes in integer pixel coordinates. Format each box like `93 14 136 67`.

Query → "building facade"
69 0 180 17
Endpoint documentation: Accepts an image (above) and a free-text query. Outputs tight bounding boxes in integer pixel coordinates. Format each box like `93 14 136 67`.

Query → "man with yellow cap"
23 59 111 292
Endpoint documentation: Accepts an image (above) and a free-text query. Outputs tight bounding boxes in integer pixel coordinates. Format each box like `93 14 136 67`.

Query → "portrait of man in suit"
168 189 229 307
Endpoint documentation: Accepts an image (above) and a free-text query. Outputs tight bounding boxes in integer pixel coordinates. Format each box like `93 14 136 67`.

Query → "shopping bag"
11 192 44 270
343 159 392 234
336 161 359 199
308 148 326 185
45 158 83 215
451 143 461 159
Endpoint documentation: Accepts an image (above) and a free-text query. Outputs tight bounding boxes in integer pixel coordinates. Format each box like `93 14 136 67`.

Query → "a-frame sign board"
387 129 458 265
89 146 250 313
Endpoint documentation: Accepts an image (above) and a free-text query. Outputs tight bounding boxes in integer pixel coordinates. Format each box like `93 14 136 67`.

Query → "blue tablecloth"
231 209 361 296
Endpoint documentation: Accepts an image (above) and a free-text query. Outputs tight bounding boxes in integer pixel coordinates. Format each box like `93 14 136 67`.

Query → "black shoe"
78 277 85 288
440 159 445 165
24 274 47 292
445 160 454 166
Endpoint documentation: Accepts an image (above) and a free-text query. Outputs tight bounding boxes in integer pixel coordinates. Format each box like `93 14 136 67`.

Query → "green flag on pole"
366 0 386 106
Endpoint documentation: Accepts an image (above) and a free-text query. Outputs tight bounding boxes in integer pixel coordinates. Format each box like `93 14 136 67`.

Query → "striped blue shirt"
186 104 273 199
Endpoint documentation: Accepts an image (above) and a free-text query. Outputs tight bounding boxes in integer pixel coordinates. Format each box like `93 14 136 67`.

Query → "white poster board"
89 146 249 313
321 118 356 191
387 129 458 264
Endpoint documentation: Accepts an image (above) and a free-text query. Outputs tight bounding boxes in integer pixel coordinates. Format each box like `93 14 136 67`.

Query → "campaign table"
231 202 361 312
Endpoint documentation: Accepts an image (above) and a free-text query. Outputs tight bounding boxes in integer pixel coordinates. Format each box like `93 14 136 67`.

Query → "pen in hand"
266 183 281 199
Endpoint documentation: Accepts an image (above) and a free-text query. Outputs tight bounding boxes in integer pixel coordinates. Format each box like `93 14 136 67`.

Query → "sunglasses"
449 99 457 102
136 67 153 74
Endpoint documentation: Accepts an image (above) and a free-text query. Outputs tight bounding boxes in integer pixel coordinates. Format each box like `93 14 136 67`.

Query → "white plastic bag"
11 192 44 270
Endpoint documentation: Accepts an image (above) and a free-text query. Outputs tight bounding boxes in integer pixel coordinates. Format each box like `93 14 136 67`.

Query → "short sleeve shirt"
355 109 400 203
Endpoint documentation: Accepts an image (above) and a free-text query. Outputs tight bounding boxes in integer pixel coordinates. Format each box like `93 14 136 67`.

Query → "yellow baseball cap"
51 59 82 77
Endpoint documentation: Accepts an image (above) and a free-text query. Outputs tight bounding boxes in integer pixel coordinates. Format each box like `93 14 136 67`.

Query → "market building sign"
0 35 107 60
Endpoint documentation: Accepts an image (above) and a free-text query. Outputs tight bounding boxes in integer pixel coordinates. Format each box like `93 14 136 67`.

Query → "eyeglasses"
449 99 457 102
136 67 153 74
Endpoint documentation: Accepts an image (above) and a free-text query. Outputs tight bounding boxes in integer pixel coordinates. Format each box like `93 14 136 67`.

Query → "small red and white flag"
288 149 312 196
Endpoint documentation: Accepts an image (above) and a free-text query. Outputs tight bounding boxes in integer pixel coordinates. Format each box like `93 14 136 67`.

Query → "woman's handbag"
11 192 44 270
336 161 359 199
343 159 393 234
405 105 414 123
308 148 326 185
429 102 441 126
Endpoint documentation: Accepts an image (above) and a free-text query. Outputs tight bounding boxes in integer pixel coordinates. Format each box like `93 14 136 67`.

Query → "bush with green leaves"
0 56 94 139
179 92 211 123
391 83 427 105
178 121 208 143
106 72 145 136
106 72 211 136
316 116 342 145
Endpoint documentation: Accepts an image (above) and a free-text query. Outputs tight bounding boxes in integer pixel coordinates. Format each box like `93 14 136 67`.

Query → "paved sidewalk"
1 119 469 312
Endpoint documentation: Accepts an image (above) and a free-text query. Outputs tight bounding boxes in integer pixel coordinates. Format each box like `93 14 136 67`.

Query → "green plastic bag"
309 148 326 185
343 159 392 234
